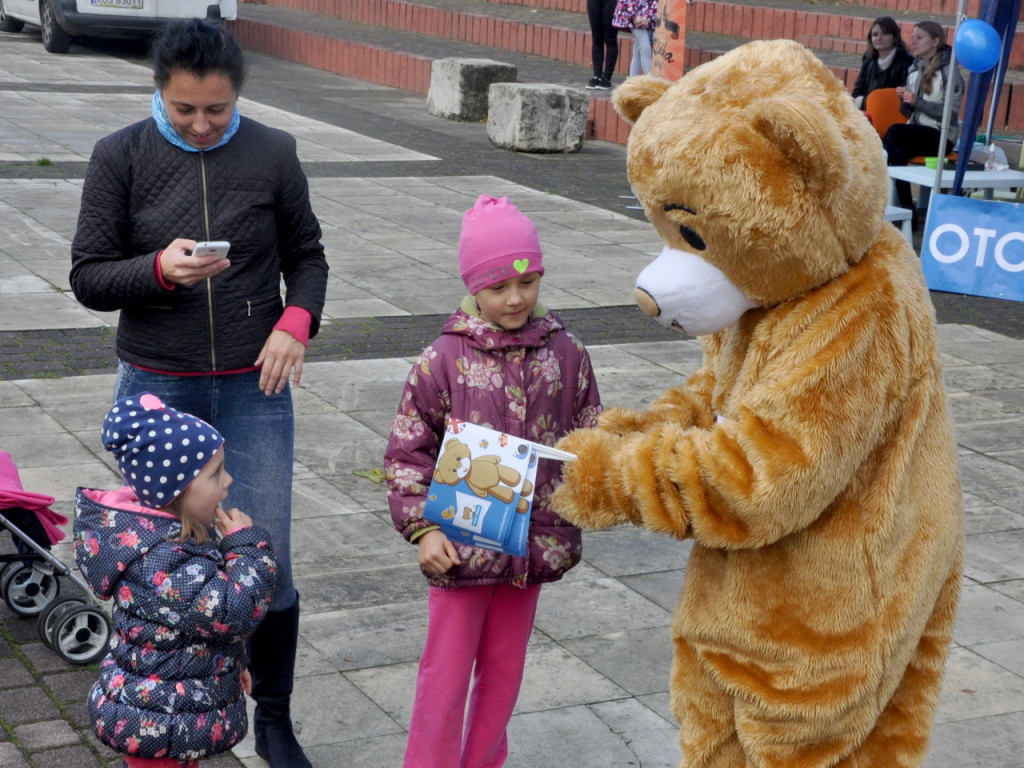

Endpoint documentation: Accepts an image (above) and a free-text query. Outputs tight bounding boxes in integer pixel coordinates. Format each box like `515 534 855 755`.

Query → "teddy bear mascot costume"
551 40 963 768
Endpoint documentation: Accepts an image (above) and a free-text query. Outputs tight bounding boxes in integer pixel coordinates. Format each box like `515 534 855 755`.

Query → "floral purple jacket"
73 487 276 762
613 0 658 29
385 298 602 589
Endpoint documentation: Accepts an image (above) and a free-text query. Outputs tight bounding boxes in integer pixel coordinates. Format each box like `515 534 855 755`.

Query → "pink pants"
403 583 542 768
123 758 197 768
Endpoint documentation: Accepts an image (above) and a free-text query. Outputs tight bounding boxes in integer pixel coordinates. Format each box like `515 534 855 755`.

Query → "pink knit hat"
458 195 544 293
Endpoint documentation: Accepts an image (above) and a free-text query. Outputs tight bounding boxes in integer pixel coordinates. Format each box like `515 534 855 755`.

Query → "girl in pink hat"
385 194 603 768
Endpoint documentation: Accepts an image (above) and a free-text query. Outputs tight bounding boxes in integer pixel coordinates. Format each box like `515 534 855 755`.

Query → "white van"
0 0 237 54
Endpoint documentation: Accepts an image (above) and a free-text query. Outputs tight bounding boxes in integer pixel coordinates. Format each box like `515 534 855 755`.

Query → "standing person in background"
882 20 965 227
385 195 602 768
613 0 659 76
587 0 619 89
69 19 328 768
852 16 913 108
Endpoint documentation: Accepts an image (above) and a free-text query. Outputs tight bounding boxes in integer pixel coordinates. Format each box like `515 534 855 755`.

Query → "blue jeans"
114 362 296 611
630 27 654 76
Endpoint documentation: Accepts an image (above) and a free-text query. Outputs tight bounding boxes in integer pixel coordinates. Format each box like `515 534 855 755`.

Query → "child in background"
74 393 276 768
385 194 602 768
613 0 659 76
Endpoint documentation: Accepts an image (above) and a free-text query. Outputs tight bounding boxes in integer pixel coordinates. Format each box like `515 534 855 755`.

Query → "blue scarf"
152 90 240 152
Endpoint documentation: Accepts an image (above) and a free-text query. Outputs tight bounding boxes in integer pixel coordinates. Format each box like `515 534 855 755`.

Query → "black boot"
248 595 312 768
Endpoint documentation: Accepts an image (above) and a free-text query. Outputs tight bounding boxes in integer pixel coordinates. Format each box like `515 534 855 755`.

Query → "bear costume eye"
678 225 706 252
664 203 707 252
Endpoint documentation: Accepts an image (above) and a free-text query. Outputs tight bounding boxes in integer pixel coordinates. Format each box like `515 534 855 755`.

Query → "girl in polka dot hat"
103 392 223 510
73 392 277 767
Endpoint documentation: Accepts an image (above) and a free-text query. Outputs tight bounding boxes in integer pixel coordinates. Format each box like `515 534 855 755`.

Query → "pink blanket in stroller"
0 450 67 545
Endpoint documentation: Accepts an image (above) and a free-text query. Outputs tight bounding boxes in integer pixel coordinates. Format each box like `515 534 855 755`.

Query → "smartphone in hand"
191 241 231 259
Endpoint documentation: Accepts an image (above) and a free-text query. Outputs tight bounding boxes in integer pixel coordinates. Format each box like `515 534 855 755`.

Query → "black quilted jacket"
70 117 328 372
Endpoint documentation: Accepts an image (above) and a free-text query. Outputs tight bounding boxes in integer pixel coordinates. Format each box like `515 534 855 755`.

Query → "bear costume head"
619 40 890 334
552 40 963 767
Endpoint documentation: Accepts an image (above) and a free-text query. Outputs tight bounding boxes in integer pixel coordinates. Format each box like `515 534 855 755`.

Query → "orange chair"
864 87 958 164
864 87 906 141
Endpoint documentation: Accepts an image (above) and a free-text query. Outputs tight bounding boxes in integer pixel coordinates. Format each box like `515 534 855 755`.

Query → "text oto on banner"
921 193 1024 302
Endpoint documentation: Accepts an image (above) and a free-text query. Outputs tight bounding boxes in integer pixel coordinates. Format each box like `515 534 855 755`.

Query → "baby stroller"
0 450 111 665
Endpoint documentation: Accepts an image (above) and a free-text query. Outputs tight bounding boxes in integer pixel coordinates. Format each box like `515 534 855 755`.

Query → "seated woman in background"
852 16 913 109
882 20 965 224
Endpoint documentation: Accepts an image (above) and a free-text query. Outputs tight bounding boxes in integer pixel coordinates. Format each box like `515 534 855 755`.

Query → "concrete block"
426 58 517 122
486 82 590 153
0 744 30 768
0 685 60 724
12 720 80 751
0 657 34 688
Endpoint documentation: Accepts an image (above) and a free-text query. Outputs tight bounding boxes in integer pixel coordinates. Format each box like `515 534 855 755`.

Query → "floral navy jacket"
73 487 276 761
385 297 602 589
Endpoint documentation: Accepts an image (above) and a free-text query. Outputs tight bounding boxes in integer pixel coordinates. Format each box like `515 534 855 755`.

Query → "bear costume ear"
613 76 672 125
744 95 850 203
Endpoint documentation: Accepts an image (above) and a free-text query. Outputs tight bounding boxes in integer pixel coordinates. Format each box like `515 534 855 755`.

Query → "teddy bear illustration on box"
552 40 964 768
433 438 533 514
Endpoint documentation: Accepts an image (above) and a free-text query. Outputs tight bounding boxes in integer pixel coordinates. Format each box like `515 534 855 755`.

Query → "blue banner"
921 193 1024 302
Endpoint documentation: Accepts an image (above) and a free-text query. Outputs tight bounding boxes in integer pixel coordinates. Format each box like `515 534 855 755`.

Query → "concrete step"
231 0 1024 140
277 0 1020 70
232 0 638 141
683 0 1024 70
464 0 977 19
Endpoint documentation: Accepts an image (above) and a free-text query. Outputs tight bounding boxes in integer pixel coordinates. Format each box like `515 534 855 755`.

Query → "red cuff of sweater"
273 306 313 347
154 251 175 292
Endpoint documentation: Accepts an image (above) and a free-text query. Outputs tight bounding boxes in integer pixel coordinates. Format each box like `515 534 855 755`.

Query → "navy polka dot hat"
102 393 224 507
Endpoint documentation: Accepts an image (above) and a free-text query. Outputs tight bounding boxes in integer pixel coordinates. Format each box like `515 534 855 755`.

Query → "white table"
887 166 1024 238
888 165 1024 202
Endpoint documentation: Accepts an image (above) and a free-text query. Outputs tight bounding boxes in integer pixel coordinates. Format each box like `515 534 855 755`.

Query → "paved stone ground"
1 13 1024 768
0 308 681 380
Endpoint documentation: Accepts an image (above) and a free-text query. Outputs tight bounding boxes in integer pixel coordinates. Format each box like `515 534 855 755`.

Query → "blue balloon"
954 19 1002 73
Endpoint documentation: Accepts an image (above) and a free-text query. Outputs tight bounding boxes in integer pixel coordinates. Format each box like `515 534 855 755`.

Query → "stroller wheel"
39 596 86 649
51 603 111 665
0 561 13 589
0 560 24 592
2 561 61 616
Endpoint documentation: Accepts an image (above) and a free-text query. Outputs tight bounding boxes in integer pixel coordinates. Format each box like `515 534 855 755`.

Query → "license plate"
90 0 144 8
